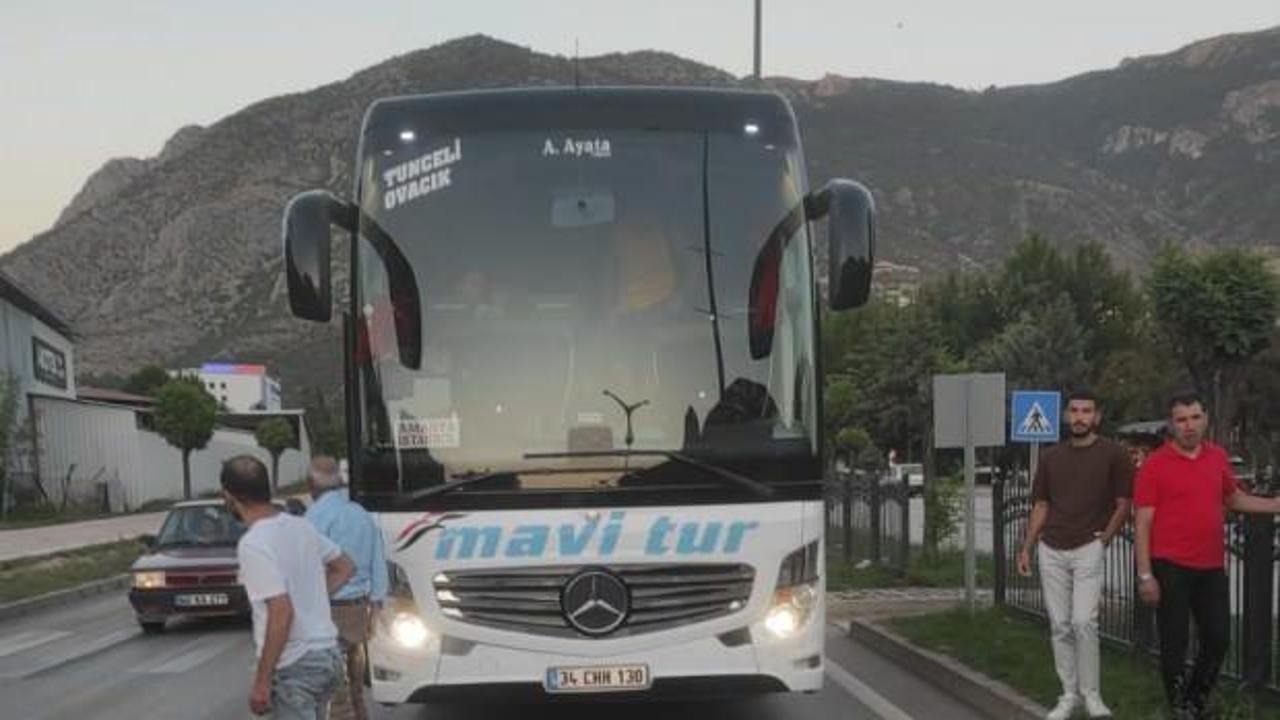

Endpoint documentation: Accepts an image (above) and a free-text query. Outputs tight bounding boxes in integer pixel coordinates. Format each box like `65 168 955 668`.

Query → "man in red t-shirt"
1135 391 1280 718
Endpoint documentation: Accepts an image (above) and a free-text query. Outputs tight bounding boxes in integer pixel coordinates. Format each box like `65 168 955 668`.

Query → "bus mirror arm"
806 180 875 311
283 190 422 370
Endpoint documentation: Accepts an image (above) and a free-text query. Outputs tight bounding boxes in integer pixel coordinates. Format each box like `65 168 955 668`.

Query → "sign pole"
964 378 976 612
1029 441 1040 486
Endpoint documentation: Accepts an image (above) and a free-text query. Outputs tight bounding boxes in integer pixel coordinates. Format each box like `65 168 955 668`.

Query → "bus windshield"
352 126 819 505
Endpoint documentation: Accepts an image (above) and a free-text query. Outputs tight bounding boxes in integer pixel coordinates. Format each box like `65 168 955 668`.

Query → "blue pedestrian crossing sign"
1010 391 1060 443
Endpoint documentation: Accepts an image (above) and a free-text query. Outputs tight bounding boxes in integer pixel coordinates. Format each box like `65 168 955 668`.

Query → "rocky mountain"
3 29 1279 395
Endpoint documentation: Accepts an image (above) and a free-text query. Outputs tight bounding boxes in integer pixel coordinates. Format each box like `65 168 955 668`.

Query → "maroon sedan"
128 498 302 633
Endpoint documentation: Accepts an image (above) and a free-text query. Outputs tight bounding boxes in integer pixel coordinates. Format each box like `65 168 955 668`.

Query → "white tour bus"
282 87 875 704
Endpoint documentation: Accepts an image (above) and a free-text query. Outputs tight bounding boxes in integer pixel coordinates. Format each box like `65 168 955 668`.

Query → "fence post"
1242 513 1275 688
993 474 1006 606
900 471 910 575
842 472 853 564
869 469 882 565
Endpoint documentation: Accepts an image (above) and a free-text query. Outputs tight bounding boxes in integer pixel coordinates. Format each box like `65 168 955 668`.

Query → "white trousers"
1038 539 1104 698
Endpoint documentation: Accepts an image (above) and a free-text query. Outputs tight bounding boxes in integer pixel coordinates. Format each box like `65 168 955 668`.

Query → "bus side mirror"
807 180 875 310
283 190 355 322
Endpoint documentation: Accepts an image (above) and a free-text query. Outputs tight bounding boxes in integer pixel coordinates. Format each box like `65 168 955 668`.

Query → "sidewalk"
0 512 168 563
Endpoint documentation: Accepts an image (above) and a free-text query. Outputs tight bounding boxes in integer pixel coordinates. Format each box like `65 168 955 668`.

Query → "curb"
848 618 1048 720
0 574 131 623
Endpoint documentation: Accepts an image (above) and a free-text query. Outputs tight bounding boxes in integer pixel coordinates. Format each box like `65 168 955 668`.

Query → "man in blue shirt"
305 456 388 720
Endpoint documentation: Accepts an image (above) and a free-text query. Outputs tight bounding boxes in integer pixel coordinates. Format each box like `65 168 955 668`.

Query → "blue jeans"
271 646 344 720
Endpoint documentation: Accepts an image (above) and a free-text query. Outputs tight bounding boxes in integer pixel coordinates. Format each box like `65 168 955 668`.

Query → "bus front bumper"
368 613 825 705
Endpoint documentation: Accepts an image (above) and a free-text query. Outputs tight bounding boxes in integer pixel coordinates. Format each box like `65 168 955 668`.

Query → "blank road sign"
1011 391 1061 443
933 373 1007 449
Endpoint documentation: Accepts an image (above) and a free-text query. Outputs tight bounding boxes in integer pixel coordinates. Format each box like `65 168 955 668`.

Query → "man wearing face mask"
222 455 355 719
1136 392 1280 719
1017 390 1134 720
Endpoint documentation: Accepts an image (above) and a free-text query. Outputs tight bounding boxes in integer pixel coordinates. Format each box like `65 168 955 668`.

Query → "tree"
1236 338 1280 468
829 300 962 461
961 236 1144 393
823 379 857 444
153 379 217 499
254 417 296 491
124 365 172 397
304 387 347 458
1149 247 1280 442
0 371 20 514
920 271 1001 360
973 293 1090 392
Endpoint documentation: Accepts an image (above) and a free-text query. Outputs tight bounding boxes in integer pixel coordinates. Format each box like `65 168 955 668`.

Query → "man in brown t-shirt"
1017 390 1134 720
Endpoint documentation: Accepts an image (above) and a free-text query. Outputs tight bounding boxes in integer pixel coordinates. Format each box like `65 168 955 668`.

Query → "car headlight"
764 541 819 639
133 571 165 589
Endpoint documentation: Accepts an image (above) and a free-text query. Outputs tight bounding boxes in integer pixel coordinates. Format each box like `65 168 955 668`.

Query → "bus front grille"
432 563 755 638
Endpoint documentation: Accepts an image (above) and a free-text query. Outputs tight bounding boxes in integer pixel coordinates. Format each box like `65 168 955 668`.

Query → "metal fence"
826 468 910 575
993 475 1279 696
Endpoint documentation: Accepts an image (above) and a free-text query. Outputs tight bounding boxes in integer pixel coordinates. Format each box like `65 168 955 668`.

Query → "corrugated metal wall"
34 397 312 510
32 397 141 511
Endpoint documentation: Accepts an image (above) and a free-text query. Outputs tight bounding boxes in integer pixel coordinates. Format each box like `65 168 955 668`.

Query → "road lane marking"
137 636 240 674
0 630 71 658
7 628 137 679
824 655 914 720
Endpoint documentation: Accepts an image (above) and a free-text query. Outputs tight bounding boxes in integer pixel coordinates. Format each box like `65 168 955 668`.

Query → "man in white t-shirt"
221 455 354 719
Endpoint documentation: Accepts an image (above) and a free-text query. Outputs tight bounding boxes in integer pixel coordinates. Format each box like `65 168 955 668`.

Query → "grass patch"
0 539 147 603
890 607 1274 719
0 501 175 530
0 504 112 531
826 544 993 591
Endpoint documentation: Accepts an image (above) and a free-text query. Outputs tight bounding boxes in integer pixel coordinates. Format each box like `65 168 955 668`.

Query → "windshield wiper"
394 471 518 507
523 450 776 499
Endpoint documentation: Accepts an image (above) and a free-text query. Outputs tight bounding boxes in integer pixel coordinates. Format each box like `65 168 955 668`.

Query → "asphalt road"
0 593 983 720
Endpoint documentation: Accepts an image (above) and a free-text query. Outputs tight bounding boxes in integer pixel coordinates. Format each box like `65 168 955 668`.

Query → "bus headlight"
381 561 430 649
390 612 429 649
765 541 819 639
765 583 817 638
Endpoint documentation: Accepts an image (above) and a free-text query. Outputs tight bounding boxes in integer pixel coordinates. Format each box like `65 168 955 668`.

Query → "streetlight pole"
753 0 762 79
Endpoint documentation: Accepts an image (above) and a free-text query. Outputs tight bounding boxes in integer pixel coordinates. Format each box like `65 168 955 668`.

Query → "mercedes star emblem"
561 568 630 636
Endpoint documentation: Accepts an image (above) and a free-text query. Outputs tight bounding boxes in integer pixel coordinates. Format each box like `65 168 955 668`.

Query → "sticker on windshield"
382 138 462 211
397 416 462 449
542 136 612 159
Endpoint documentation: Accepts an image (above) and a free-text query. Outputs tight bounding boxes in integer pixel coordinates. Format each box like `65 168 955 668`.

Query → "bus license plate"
544 664 650 693
175 593 229 607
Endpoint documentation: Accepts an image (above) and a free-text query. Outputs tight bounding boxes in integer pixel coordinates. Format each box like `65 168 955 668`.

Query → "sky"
1 1 1276 256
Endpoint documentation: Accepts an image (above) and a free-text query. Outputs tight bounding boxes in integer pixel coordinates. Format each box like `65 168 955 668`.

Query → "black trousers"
1152 559 1230 713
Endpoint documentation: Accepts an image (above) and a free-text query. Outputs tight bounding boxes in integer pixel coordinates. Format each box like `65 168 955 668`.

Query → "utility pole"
753 0 762 79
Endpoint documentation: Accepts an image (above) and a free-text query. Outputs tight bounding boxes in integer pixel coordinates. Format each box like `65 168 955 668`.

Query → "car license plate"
174 593 229 607
544 664 650 693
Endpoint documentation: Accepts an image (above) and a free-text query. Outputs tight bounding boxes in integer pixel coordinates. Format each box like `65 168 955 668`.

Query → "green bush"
924 473 962 559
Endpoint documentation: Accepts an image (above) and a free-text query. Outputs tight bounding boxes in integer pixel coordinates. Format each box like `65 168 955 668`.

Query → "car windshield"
155 505 245 547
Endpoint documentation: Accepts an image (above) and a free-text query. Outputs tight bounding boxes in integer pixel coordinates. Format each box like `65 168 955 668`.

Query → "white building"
1 271 77 499
175 363 282 412
1 273 308 511
32 399 311 511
